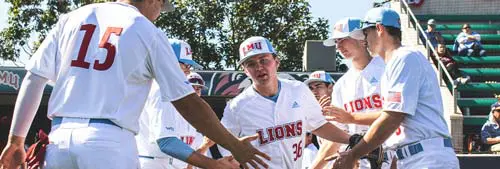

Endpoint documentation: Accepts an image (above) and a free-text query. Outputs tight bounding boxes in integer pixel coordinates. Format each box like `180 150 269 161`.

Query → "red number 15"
71 24 122 71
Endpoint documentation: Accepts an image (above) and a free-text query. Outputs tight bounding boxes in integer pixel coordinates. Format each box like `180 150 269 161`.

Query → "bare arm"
172 95 270 168
485 138 500 145
323 106 381 125
350 111 405 159
351 112 381 125
186 153 239 169
312 122 350 144
310 139 340 169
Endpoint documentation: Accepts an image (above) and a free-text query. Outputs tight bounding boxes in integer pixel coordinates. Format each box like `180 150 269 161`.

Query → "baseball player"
332 8 459 169
311 17 395 169
304 70 335 102
219 36 351 169
136 39 238 169
0 1 270 169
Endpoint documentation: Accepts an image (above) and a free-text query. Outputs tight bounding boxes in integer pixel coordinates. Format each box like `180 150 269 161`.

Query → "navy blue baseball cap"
492 102 500 110
351 8 401 39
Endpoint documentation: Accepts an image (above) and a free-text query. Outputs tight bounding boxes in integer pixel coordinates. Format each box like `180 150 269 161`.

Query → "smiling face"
242 53 279 86
336 37 366 59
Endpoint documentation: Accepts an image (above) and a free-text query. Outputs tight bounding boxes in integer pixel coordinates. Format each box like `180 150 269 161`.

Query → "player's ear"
375 24 384 36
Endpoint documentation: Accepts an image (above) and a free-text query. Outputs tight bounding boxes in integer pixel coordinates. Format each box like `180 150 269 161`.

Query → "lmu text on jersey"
343 94 382 113
256 120 302 145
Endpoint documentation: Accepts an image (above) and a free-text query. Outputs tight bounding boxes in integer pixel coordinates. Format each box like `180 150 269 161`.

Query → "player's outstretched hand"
0 142 26 169
209 156 240 169
322 105 354 124
318 95 331 108
232 134 271 169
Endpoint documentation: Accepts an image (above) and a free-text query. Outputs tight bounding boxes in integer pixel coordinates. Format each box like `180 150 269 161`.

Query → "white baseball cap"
323 17 363 47
303 70 335 86
169 39 203 69
162 0 175 12
187 72 208 89
238 36 277 65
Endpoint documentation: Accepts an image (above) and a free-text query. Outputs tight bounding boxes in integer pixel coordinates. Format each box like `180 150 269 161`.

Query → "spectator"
436 43 458 78
424 19 444 49
481 102 500 154
455 24 486 56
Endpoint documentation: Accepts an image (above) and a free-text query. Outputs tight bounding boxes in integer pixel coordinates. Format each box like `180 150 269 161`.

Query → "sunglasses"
462 27 470 29
188 78 204 86
361 21 378 28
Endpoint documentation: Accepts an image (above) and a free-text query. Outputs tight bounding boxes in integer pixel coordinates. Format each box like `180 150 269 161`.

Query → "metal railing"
399 0 459 114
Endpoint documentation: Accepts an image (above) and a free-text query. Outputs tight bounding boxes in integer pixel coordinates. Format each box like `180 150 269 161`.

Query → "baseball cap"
238 36 277 65
323 17 362 47
303 70 335 86
162 0 175 12
187 72 208 89
169 39 203 69
427 19 436 25
351 8 400 38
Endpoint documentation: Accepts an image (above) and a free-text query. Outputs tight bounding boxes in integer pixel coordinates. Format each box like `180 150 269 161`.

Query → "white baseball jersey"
381 46 451 149
331 56 385 135
136 81 203 168
26 2 194 134
136 81 180 158
221 79 327 169
169 110 204 168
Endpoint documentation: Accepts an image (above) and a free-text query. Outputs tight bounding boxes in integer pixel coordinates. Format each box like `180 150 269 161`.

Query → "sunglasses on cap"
188 78 204 86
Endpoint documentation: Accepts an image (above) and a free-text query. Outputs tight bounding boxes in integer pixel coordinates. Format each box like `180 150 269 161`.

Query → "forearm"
311 140 340 169
10 72 48 138
485 138 500 145
186 152 218 169
172 94 240 152
313 123 350 144
352 112 381 125
350 111 405 159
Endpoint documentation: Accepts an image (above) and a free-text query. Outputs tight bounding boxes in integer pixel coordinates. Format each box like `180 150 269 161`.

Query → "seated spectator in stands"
455 24 486 56
481 102 500 153
423 19 444 48
437 43 458 78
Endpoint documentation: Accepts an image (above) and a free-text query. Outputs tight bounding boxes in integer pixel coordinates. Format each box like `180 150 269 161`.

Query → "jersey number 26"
71 24 122 71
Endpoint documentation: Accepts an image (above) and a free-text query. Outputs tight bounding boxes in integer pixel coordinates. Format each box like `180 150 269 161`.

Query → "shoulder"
394 47 425 64
279 78 309 92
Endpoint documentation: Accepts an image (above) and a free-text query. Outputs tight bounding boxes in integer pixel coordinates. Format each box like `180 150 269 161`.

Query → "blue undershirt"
156 137 194 162
257 80 281 103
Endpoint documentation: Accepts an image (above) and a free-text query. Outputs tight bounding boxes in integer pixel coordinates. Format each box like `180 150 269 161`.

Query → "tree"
0 0 109 63
1 0 329 71
158 0 329 71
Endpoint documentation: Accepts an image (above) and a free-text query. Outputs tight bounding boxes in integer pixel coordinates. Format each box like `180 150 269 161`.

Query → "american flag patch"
387 91 402 103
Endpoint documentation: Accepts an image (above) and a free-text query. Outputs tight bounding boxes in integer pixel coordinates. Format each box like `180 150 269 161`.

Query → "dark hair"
462 23 471 29
385 26 402 42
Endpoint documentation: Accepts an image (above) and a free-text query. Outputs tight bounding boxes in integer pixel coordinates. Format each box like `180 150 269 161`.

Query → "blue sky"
0 0 374 66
